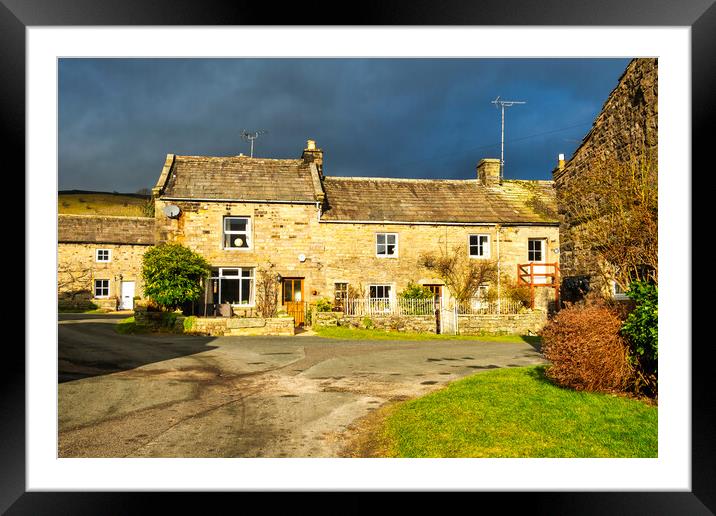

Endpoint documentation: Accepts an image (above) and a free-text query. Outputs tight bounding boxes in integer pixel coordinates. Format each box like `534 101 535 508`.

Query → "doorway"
120 281 135 310
282 278 305 326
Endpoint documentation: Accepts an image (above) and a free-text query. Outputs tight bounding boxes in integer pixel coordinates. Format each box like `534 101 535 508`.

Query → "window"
223 217 251 250
369 284 392 300
95 249 111 262
214 267 254 305
528 239 545 262
612 281 629 301
94 279 110 298
376 233 398 257
282 278 303 304
369 284 392 312
468 234 490 258
334 282 348 310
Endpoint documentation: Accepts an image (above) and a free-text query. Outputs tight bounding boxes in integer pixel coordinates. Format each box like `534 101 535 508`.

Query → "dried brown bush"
540 303 633 393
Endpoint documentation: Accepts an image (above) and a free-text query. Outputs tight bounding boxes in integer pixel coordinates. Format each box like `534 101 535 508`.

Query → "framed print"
4 0 712 513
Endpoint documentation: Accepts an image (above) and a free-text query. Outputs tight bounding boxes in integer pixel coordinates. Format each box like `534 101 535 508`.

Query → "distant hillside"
58 191 153 217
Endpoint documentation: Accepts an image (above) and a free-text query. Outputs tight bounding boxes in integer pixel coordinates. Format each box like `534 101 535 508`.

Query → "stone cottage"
58 214 155 310
151 140 560 321
553 57 658 301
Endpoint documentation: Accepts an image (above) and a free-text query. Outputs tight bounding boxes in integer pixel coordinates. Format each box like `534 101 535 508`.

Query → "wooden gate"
439 304 458 335
286 301 306 327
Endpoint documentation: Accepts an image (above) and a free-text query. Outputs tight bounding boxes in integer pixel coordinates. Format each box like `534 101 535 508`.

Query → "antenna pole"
240 129 268 157
491 98 526 182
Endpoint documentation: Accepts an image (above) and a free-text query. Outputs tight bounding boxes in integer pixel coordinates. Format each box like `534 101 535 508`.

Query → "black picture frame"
5 0 710 513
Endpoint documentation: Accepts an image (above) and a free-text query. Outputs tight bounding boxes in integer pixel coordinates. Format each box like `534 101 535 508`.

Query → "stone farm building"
58 140 560 321
553 57 658 301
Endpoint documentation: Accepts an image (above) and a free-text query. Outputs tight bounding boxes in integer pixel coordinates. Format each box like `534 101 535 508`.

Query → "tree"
558 153 657 291
141 244 211 310
418 245 497 302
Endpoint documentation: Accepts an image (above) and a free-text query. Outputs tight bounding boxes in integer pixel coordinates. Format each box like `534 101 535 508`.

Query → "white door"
120 281 135 310
528 239 550 285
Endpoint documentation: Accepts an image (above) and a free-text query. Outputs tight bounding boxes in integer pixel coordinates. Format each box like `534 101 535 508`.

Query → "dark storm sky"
58 58 631 192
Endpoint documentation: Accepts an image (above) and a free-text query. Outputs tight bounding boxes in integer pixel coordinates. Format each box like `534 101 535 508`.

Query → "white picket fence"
456 297 525 315
342 297 525 317
343 298 437 316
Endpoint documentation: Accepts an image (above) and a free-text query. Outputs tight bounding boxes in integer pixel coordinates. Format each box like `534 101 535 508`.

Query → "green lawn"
115 316 151 334
373 366 657 458
314 326 537 345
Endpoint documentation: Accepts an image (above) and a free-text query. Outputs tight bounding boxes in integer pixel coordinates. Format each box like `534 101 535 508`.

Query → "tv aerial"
491 97 526 182
240 129 268 157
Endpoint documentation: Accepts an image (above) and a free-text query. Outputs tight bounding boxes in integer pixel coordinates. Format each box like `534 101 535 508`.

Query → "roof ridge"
324 176 479 183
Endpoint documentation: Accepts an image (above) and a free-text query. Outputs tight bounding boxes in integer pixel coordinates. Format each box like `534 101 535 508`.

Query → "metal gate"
286 301 306 327
439 304 458 335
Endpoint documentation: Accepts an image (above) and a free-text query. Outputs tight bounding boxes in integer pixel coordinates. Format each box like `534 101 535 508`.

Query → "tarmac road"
58 314 547 458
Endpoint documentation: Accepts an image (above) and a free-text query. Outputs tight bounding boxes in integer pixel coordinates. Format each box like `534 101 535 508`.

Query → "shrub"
399 281 434 300
621 281 658 396
315 298 334 312
141 244 211 310
540 303 633 393
183 315 197 332
362 316 374 329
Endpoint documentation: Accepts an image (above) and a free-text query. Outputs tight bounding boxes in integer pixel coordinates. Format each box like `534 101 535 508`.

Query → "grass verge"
345 365 657 458
115 316 150 334
315 325 538 345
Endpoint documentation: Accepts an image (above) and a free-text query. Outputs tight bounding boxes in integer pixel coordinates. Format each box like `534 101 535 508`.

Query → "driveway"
58 314 548 458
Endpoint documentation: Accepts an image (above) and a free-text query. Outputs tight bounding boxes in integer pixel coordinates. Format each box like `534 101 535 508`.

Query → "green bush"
362 316 374 329
399 281 434 300
141 244 211 310
621 281 658 396
315 298 334 312
183 315 197 332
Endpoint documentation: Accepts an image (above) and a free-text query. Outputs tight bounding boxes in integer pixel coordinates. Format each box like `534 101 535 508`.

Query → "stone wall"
554 58 658 283
191 316 295 336
155 195 559 312
458 311 548 335
58 242 150 310
313 310 547 335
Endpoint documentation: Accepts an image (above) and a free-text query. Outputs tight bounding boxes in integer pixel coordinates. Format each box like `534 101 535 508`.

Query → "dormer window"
223 216 251 250
376 233 398 257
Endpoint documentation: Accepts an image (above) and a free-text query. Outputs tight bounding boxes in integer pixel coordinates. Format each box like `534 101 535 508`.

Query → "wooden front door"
282 278 305 327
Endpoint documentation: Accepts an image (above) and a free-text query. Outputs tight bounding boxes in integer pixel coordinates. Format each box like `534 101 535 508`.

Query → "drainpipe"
496 225 501 314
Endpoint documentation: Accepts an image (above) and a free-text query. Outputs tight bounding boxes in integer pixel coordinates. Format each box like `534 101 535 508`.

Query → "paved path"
58 314 547 458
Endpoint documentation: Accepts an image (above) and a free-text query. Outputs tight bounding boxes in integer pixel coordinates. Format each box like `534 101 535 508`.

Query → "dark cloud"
58 58 631 192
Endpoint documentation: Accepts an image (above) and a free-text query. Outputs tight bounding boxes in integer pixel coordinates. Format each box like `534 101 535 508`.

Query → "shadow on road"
59 318 219 383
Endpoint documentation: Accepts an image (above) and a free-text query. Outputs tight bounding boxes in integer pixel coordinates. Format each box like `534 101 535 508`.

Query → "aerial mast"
491 97 526 182
240 129 268 157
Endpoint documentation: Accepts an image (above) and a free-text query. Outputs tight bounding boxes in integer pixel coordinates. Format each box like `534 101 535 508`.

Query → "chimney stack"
302 139 324 177
558 153 565 171
476 158 501 186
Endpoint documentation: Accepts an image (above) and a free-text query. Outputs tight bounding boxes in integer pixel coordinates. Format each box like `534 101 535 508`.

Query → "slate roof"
320 177 558 224
158 155 320 202
58 214 156 245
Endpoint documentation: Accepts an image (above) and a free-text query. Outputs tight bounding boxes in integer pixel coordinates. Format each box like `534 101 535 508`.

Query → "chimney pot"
302 139 324 177
558 153 566 171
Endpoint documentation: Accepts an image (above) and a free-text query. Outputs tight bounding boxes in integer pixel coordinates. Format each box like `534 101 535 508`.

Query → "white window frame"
222 216 252 251
528 238 546 262
376 232 398 258
215 267 255 306
95 248 112 262
612 281 630 301
468 234 491 259
94 279 110 298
